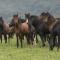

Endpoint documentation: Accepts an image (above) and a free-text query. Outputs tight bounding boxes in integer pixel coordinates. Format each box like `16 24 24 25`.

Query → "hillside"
0 0 60 22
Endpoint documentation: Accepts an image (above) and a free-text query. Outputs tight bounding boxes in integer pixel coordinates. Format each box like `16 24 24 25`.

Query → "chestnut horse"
10 14 35 48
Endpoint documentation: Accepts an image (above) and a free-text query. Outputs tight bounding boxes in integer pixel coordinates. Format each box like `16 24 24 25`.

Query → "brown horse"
0 16 14 43
10 14 35 48
3 21 14 43
25 13 49 47
40 12 60 51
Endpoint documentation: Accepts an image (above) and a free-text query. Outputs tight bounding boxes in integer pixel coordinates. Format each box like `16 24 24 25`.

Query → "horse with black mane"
25 13 49 47
40 12 60 51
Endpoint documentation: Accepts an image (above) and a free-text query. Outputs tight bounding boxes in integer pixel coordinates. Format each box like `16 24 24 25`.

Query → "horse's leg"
36 33 38 43
8 33 11 44
31 32 36 46
16 34 19 48
40 34 45 47
0 34 2 43
57 34 60 51
26 34 30 45
33 33 37 46
20 37 23 48
30 34 33 45
53 35 56 48
48 34 54 51
47 34 50 43
4 34 7 43
19 34 23 48
44 34 46 42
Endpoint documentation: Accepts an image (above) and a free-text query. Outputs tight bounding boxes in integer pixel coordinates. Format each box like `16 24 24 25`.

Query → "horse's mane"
47 12 55 22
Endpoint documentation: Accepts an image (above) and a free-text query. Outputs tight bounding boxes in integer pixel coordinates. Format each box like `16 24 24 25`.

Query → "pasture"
0 35 60 60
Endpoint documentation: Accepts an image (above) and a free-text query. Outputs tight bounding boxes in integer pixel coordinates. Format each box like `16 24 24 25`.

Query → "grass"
0 35 60 60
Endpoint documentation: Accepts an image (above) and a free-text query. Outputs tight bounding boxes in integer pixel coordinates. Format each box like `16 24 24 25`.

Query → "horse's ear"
40 12 45 16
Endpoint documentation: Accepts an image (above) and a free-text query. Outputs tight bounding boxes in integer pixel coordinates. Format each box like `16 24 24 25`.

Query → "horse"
25 13 49 47
0 16 14 43
40 12 60 51
10 14 35 48
3 21 14 43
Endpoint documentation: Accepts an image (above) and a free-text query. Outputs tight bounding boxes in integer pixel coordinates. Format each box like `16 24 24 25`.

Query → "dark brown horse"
10 14 35 48
40 12 60 51
25 13 49 47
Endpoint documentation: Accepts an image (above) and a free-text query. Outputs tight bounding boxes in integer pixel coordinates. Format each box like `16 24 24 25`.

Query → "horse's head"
40 12 55 23
12 14 19 27
13 14 18 20
25 13 30 19
40 12 49 22
45 12 56 26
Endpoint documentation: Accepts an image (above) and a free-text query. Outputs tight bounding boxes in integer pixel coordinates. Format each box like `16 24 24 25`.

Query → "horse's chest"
14 19 18 24
14 28 20 33
20 23 29 32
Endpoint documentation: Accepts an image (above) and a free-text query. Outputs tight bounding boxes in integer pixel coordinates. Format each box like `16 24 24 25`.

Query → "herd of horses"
0 12 60 51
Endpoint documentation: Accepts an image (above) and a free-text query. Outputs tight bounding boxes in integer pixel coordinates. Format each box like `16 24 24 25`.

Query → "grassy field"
0 36 60 60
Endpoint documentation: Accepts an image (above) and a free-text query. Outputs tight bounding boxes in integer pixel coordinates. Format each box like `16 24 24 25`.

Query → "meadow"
0 35 60 60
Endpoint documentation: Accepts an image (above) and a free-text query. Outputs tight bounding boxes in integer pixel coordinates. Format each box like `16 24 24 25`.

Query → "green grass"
0 35 60 60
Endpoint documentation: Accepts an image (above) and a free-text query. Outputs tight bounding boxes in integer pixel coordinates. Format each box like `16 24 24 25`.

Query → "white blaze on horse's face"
26 18 28 24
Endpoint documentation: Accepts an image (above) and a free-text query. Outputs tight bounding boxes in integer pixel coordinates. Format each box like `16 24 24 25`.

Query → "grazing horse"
10 14 35 48
40 12 60 51
25 13 49 47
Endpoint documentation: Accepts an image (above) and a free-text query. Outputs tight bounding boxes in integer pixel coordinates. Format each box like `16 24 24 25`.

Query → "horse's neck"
13 19 18 23
47 16 56 26
47 16 58 30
